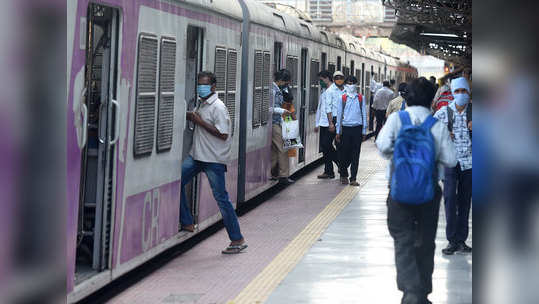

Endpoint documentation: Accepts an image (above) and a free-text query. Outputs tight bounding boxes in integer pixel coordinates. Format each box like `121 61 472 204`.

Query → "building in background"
309 0 332 22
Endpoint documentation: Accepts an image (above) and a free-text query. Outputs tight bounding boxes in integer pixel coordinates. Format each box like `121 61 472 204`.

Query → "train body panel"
67 0 417 302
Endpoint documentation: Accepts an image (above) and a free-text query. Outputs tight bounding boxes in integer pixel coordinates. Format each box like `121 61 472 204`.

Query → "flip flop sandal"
221 244 248 254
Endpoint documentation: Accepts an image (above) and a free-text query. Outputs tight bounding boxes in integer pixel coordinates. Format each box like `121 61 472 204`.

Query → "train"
67 0 417 302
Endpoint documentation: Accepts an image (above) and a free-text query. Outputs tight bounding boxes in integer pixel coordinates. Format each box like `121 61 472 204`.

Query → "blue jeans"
443 164 472 244
180 156 243 241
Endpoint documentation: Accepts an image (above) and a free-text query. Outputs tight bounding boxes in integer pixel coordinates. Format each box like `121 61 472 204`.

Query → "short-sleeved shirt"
190 93 231 164
315 88 330 127
434 102 473 170
325 83 344 117
272 82 284 125
372 87 394 110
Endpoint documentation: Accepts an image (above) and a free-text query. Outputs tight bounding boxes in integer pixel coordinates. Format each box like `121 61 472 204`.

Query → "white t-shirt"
190 93 231 164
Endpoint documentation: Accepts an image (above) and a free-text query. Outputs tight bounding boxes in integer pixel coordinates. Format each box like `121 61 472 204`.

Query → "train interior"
76 4 118 283
180 25 205 230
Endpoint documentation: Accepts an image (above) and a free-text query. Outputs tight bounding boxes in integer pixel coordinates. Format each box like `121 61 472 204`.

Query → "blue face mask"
197 85 213 98
453 93 470 107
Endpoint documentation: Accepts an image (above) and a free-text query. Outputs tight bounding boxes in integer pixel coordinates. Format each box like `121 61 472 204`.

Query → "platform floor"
106 140 472 304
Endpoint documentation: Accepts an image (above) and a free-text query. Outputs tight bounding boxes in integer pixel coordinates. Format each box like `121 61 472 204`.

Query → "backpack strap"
421 115 438 131
400 99 406 110
398 110 412 126
447 106 454 133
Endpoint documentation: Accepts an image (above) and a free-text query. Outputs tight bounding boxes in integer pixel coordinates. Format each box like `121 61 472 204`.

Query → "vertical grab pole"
237 0 250 205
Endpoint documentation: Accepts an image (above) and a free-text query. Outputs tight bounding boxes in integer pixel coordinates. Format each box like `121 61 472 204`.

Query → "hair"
274 69 291 82
383 80 390 87
198 71 217 85
405 77 437 108
371 71 374 76
390 79 396 85
398 82 407 93
345 75 358 84
282 90 294 103
318 70 333 81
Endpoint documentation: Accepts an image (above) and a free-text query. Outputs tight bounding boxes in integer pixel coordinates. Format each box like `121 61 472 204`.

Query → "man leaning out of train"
376 77 457 304
270 69 294 185
180 71 247 254
335 75 367 187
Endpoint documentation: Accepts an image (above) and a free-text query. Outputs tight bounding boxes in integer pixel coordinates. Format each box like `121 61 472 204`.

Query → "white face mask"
344 84 356 95
454 93 470 106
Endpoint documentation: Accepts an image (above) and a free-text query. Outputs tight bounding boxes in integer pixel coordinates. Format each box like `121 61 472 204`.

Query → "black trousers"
387 185 442 302
368 95 375 131
338 126 363 181
443 164 472 244
319 119 339 175
374 109 387 139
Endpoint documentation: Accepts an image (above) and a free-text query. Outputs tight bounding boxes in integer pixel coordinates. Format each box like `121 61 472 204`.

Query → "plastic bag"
282 117 303 150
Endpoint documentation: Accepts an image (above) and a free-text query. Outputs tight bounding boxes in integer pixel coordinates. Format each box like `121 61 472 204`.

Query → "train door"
181 25 204 229
299 48 308 163
76 4 120 276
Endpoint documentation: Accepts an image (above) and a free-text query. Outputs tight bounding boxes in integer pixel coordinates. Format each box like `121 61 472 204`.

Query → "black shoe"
458 242 472 253
442 242 460 255
317 173 335 179
278 178 294 185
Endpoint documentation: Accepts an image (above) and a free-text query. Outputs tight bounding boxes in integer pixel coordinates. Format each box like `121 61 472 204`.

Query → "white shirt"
376 106 457 180
370 78 381 93
434 102 472 170
315 88 330 127
372 87 395 110
325 83 344 117
190 93 231 164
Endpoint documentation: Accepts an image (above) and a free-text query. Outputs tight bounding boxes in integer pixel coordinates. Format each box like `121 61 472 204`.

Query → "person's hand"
283 109 291 114
450 131 455 140
335 134 341 143
329 123 336 133
186 111 194 121
468 120 472 131
188 112 202 125
314 127 319 133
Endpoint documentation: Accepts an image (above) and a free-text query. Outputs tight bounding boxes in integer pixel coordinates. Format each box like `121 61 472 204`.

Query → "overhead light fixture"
420 33 460 38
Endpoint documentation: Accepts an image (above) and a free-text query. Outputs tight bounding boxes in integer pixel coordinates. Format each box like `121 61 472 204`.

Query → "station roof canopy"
382 0 472 67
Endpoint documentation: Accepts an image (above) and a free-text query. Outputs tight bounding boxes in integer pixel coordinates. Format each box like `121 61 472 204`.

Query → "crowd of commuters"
179 66 472 303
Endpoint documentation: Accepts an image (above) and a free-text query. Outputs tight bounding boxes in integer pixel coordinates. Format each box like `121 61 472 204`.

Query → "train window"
261 52 271 125
343 66 349 77
253 51 263 127
328 63 335 74
214 47 227 108
226 49 238 134
337 56 342 71
309 60 320 114
134 34 158 156
350 60 355 75
321 52 327 70
274 42 282 71
156 38 176 152
355 69 361 93
286 55 299 101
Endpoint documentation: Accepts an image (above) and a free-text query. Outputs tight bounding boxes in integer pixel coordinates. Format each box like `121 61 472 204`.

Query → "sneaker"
317 173 335 179
270 176 278 181
442 242 460 255
278 177 295 185
349 180 360 186
458 242 472 253
340 177 349 185
181 224 195 232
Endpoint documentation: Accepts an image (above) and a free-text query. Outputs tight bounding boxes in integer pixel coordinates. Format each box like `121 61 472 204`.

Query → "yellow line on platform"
229 185 362 304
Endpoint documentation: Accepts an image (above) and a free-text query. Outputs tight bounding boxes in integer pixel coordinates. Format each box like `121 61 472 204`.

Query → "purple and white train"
67 0 417 301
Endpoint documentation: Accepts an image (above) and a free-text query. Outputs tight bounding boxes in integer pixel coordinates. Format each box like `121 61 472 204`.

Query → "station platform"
106 139 472 304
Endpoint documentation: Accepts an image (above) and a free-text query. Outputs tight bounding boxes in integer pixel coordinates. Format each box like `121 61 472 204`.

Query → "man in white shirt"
372 80 394 139
314 70 339 179
369 72 381 131
180 71 247 254
376 77 456 304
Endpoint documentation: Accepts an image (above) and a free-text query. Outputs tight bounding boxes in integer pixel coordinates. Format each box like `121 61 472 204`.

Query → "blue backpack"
390 111 437 204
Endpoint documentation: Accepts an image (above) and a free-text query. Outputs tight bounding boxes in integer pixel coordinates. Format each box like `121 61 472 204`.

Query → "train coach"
67 0 417 302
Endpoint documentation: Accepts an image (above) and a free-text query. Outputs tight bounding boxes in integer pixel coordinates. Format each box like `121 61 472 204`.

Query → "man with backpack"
434 76 473 255
335 76 367 186
376 77 457 304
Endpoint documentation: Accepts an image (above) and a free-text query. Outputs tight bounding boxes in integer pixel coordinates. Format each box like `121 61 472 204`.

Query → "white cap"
333 71 344 78
450 77 470 94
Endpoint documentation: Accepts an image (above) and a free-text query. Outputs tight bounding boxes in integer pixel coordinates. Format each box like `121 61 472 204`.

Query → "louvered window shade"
309 60 320 114
252 51 263 127
226 49 237 134
286 56 298 106
261 52 271 124
156 38 176 152
215 48 227 105
328 63 335 75
355 69 362 94
134 35 158 156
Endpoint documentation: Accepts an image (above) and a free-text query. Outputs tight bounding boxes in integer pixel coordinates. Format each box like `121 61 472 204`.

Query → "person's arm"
336 96 343 135
188 112 228 141
362 96 368 136
437 123 457 168
325 91 335 132
375 113 397 158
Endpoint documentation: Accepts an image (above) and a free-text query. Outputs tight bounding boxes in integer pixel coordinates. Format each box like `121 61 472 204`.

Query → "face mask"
453 93 470 106
319 80 327 89
344 84 356 95
197 84 213 98
335 79 344 86
278 84 288 90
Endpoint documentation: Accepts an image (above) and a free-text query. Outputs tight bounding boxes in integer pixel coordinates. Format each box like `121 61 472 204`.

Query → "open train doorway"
298 48 308 163
76 4 120 281
180 25 205 230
